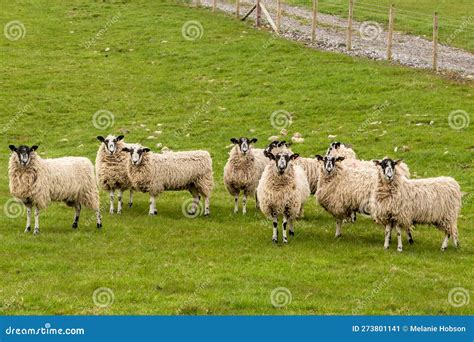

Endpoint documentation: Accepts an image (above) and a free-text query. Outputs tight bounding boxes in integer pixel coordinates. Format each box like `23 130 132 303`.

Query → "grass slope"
0 1 473 315
286 0 474 51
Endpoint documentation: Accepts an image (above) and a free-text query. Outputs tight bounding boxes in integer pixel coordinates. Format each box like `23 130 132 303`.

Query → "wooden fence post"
256 0 261 27
212 0 216 12
236 0 240 18
311 0 318 43
387 4 394 61
432 12 438 71
276 0 282 33
347 0 354 50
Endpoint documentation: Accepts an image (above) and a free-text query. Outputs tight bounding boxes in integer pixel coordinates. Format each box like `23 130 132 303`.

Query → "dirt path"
199 0 474 79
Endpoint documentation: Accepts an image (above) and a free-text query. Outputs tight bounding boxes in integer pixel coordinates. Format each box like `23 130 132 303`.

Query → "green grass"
0 1 473 315
286 0 474 51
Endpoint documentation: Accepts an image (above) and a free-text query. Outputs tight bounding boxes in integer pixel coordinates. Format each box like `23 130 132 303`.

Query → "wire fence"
194 0 474 75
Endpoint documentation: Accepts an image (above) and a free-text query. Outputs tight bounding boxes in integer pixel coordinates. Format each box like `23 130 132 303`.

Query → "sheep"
122 144 213 216
257 150 310 244
326 142 357 160
315 154 378 238
96 134 134 214
8 145 102 234
223 138 270 214
371 158 461 252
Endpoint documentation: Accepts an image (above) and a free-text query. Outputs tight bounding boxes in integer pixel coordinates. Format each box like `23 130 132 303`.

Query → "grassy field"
286 0 474 51
0 1 473 315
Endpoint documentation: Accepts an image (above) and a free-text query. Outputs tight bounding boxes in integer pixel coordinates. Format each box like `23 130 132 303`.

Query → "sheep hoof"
384 246 389 250
97 223 102 229
441 247 447 252
408 238 414 245
109 209 114 214
335 234 342 238
204 211 210 216
289 230 294 237
272 237 278 244
128 202 133 208
24 226 31 233
149 210 157 216
33 229 40 235
117 210 122 215
72 222 78 229
397 246 403 252
283 238 288 244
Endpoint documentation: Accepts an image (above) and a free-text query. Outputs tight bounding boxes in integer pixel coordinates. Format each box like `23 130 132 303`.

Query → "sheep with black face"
123 144 213 217
96 134 135 214
257 151 310 244
371 158 461 252
223 137 269 214
8 145 102 234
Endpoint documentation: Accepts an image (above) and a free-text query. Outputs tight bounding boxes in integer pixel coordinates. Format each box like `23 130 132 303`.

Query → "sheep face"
266 152 299 175
373 158 402 182
122 145 150 166
97 135 124 155
231 137 257 155
9 145 38 167
315 155 344 175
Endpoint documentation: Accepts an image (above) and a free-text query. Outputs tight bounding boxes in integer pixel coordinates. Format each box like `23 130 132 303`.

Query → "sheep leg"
289 219 295 236
282 215 288 244
234 194 239 214
72 204 81 229
25 204 32 233
33 206 40 235
383 224 391 249
129 190 133 208
441 232 450 251
351 211 357 223
407 229 414 245
204 196 210 216
149 196 157 215
96 210 102 229
272 213 278 243
109 190 115 214
242 194 247 215
335 219 343 238
451 225 459 248
117 190 123 214
255 193 259 209
396 225 403 252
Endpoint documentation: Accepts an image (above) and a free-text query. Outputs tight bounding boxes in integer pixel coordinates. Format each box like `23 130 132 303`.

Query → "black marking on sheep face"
273 153 299 174
373 158 401 182
97 135 124 155
9 145 38 167
231 137 257 155
317 155 344 174
122 146 150 166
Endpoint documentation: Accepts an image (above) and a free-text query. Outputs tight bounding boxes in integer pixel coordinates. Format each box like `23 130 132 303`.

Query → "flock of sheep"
8 135 461 252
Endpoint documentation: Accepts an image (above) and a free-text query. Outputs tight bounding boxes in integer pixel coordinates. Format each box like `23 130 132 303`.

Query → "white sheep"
257 150 310 243
223 138 269 214
123 144 214 216
8 145 102 234
96 135 134 214
371 158 461 252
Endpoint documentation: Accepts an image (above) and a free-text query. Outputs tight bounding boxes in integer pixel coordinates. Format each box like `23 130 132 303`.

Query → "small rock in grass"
401 145 410 152
154 131 162 135
291 137 304 143
105 47 110 52
140 124 146 128
394 146 398 152
147 136 156 140
268 135 279 141
280 128 288 136
156 143 162 148
60 138 69 142
328 134 337 139
249 128 256 133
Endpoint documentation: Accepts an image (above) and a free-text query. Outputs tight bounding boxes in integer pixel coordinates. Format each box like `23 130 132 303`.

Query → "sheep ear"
372 160 380 166
264 151 275 160
9 145 17 152
97 136 105 142
30 145 38 151
122 147 130 152
230 138 238 144
290 154 299 160
315 154 324 161
142 148 151 153
250 138 257 144
116 135 124 141
278 141 286 147
335 157 345 162
394 159 403 165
